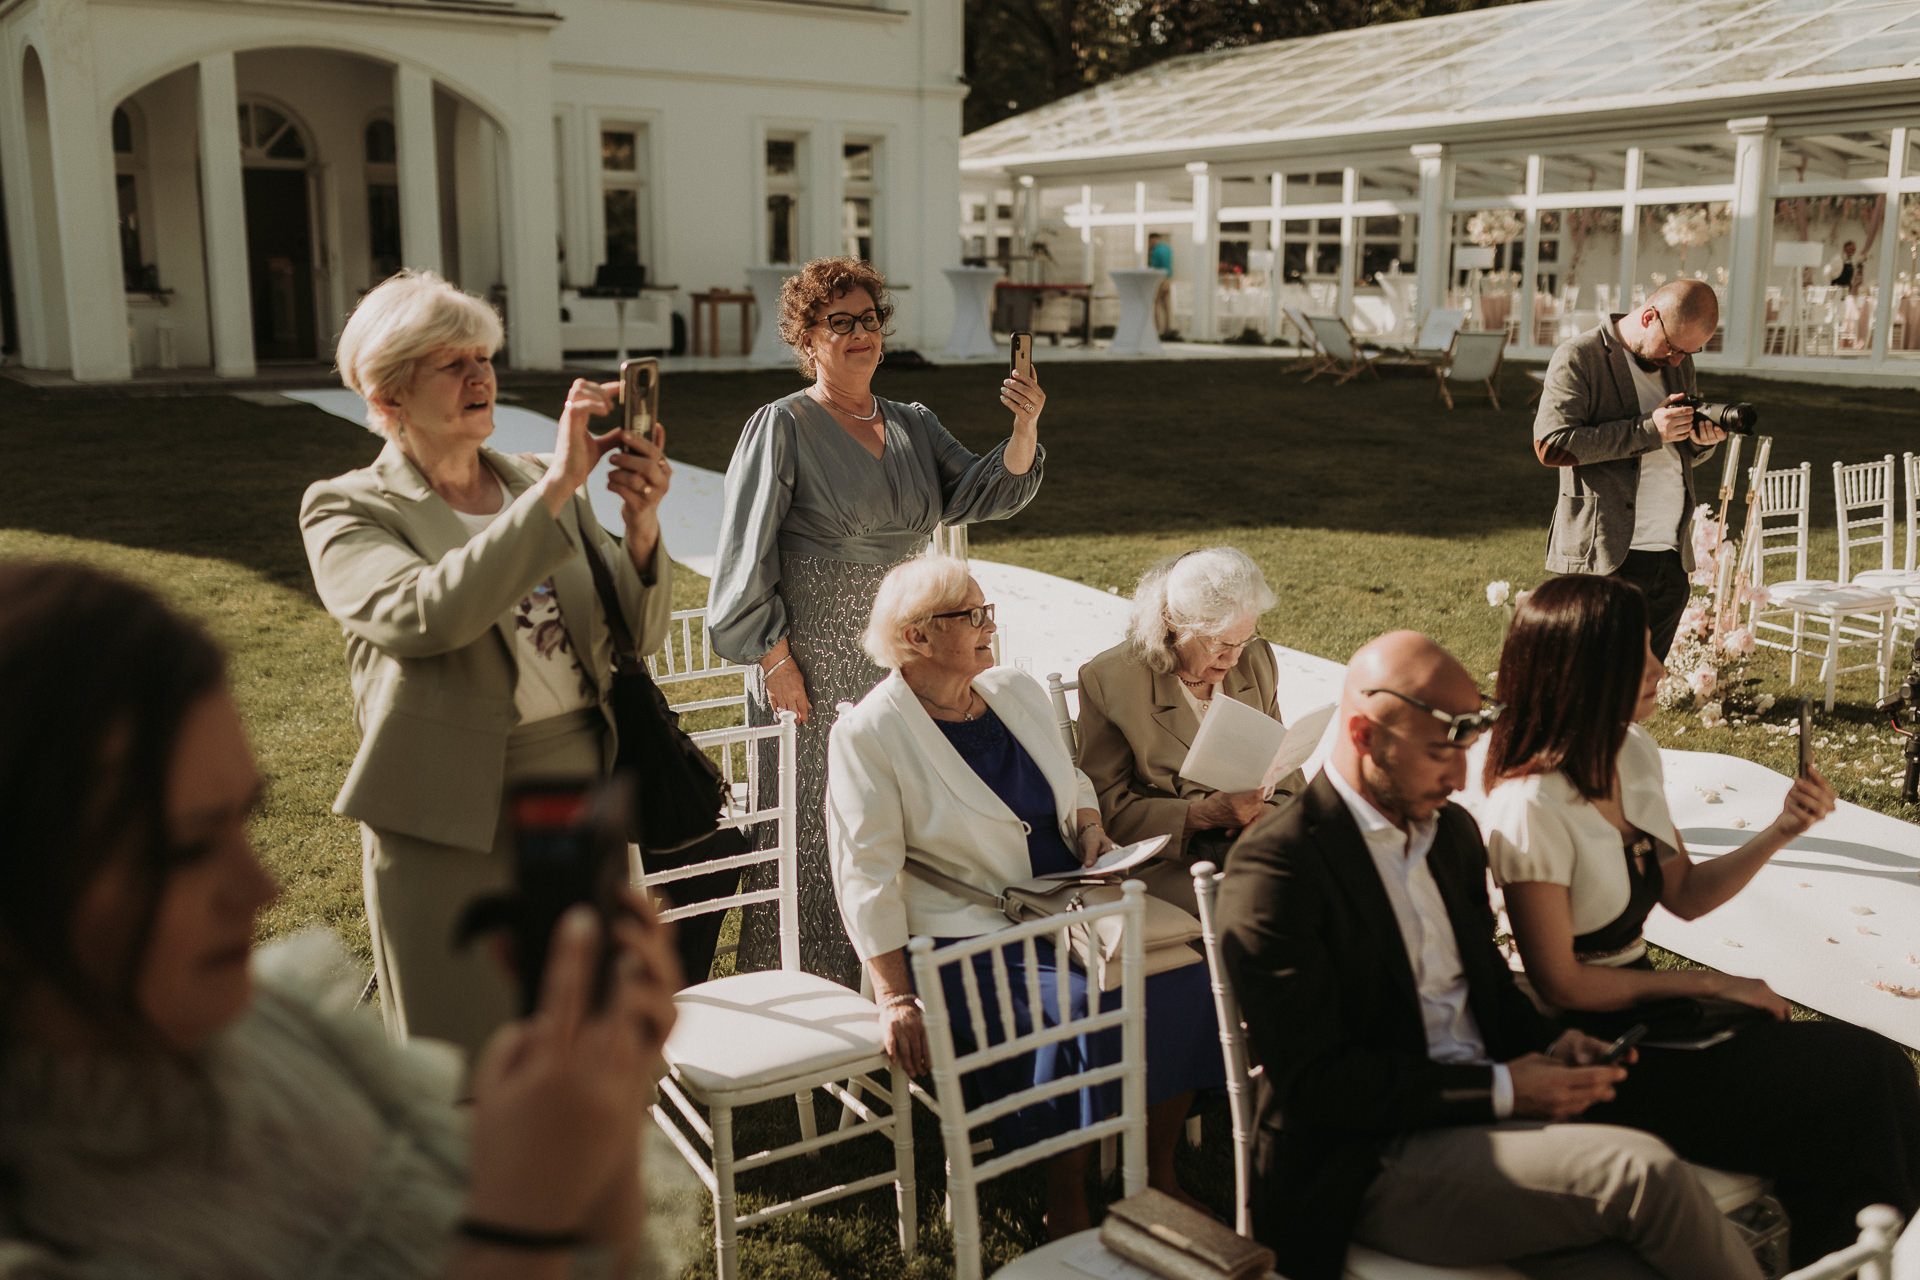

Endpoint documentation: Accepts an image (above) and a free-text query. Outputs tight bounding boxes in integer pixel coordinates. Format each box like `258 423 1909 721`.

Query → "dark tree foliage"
964 0 1531 134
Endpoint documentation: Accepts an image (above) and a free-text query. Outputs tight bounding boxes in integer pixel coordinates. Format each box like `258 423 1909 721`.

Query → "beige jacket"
1075 639 1286 859
300 442 670 850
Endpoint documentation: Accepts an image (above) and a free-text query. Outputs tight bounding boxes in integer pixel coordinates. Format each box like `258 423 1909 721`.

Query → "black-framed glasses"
1651 308 1704 358
822 310 883 336
1361 687 1506 743
929 602 995 629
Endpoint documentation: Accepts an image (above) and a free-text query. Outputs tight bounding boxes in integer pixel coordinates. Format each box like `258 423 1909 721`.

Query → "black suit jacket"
1216 771 1557 1280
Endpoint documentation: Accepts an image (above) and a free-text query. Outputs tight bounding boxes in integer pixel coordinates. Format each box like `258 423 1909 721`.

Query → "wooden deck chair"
1433 330 1508 410
1304 314 1379 385
1404 306 1469 362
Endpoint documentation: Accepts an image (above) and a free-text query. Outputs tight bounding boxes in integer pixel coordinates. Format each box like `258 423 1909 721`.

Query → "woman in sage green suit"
300 270 672 1056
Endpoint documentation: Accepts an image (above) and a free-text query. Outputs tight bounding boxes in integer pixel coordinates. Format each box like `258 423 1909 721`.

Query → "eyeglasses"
1198 630 1262 659
1650 308 1704 358
821 310 883 336
929 603 995 629
1361 687 1506 743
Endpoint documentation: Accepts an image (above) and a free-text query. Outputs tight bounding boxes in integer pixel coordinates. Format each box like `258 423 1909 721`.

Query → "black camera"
455 775 635 1015
1676 395 1758 436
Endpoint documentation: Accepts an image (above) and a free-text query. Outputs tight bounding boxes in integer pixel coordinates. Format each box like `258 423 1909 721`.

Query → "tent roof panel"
962 0 1920 172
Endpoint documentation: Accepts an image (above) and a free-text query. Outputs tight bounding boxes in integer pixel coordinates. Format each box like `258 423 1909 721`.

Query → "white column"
1133 180 1147 260
39 30 128 380
1870 126 1904 364
1268 172 1285 339
1336 168 1357 324
1723 117 1772 367
1618 147 1643 311
1412 143 1451 328
1520 154 1542 349
395 64 443 275
197 53 254 378
500 36 561 370
1188 161 1218 341
1018 174 1039 282
1079 183 1094 283
0 56 53 368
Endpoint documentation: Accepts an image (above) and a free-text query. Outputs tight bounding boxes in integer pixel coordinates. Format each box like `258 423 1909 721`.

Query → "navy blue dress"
918 707 1222 1154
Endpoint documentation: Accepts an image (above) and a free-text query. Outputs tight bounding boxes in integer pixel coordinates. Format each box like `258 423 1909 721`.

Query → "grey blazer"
1532 316 1717 576
300 443 670 850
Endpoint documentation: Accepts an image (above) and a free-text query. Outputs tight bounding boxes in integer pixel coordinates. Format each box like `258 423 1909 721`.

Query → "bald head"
1334 631 1482 827
1649 279 1718 339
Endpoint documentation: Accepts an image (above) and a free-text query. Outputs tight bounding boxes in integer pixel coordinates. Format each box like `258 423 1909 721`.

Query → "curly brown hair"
777 257 894 379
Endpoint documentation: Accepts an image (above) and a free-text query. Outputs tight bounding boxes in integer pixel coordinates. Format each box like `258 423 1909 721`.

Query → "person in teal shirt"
1148 232 1174 335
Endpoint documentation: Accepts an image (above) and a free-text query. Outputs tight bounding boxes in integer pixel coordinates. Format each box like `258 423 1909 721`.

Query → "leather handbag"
582 542 728 853
903 857 1202 991
1098 1189 1275 1280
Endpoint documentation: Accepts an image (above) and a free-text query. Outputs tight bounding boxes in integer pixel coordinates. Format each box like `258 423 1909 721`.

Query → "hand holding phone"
1600 1023 1648 1065
620 358 660 451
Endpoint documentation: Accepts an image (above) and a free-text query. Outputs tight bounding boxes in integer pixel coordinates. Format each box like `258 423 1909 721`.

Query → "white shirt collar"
1324 761 1438 859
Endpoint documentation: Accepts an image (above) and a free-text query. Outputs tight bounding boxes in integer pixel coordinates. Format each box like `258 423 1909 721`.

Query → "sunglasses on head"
1362 687 1505 743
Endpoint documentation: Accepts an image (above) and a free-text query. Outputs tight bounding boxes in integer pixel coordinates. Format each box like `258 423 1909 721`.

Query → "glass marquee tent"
960 0 1920 381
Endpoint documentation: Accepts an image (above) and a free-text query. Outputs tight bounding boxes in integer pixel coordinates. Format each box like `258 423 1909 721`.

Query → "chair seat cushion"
1855 569 1920 596
1688 1163 1768 1213
665 969 886 1096
1766 581 1896 611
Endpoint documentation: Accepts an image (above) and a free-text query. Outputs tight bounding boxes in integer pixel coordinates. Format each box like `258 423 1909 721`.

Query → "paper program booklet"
1179 696 1336 795
1032 834 1171 882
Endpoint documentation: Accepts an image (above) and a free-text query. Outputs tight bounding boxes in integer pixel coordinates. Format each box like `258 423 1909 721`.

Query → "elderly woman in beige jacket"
300 269 672 1056
1076 547 1292 910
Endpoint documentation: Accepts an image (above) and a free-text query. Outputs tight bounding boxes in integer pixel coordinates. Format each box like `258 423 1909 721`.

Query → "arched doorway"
238 97 318 360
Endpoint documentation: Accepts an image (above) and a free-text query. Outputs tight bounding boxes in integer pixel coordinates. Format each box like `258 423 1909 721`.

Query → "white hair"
862 554 974 670
334 269 503 438
1125 547 1276 676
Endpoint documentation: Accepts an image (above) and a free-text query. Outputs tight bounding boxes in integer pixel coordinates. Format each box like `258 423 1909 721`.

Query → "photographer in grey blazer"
1532 279 1725 658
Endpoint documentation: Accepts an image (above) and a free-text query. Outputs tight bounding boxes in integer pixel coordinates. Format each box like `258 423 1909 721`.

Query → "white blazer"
827 666 1099 962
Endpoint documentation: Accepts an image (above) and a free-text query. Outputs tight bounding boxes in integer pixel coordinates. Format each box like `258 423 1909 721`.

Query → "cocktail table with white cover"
746 264 798 366
941 265 1002 359
1107 268 1166 357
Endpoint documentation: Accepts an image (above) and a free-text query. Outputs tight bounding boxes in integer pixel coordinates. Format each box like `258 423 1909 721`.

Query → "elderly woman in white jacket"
826 555 1221 1239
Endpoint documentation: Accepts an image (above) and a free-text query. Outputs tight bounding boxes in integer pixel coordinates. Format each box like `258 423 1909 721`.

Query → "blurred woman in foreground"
0 561 680 1278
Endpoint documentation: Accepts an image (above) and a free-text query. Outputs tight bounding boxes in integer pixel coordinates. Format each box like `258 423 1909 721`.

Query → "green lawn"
2 356 1917 1276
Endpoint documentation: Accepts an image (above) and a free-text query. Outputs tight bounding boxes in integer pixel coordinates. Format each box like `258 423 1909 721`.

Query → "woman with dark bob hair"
1480 573 1920 1266
0 561 681 1278
707 257 1048 984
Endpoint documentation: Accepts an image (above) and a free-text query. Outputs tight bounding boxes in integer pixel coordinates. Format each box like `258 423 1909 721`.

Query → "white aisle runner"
289 389 1919 1048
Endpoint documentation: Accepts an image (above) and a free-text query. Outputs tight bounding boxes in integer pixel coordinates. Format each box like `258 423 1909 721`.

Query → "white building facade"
0 0 964 382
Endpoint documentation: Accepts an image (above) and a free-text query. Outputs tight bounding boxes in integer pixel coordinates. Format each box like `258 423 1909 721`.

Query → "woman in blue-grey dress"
707 257 1048 985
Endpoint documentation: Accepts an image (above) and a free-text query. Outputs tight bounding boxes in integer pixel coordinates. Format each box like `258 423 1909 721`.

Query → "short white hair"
1126 547 1276 675
335 269 503 438
863 554 974 670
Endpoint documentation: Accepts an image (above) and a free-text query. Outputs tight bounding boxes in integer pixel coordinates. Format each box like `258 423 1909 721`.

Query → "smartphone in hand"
619 357 660 451
1600 1023 1648 1065
500 777 635 1015
1010 331 1033 382
1797 697 1813 779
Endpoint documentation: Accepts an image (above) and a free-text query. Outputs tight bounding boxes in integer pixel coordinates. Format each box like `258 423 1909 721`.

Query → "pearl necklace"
812 386 879 422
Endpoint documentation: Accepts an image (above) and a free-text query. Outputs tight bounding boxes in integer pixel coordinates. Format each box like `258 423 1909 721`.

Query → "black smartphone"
1601 1023 1648 1065
1010 331 1033 382
1797 697 1813 778
500 777 633 1015
619 357 660 451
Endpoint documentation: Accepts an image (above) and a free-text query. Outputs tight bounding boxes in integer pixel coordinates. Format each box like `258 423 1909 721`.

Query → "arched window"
365 118 401 280
237 100 311 166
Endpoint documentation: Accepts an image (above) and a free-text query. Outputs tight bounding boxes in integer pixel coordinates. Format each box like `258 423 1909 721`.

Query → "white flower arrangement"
1663 207 1713 250
1901 199 1920 244
1485 580 1511 608
1466 209 1523 247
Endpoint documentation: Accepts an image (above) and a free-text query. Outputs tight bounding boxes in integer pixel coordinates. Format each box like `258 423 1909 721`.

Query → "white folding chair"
1044 672 1079 758
909 882 1153 1280
1186 862 1779 1280
1432 330 1507 411
1854 452 1920 650
648 606 750 725
644 711 917 1280
1305 314 1379 385
1747 462 1897 711
1782 1207 1904 1280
